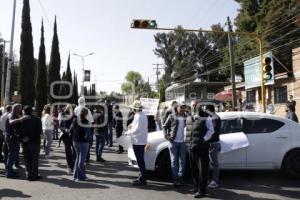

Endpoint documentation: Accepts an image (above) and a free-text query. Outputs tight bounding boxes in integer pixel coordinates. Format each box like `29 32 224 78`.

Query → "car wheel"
283 150 300 178
156 150 171 178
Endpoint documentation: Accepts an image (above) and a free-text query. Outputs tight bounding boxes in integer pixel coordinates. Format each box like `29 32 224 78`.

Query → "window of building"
246 90 256 103
274 86 288 104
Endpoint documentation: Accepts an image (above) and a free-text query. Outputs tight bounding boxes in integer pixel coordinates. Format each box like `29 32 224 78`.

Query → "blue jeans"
44 130 53 155
209 142 221 184
73 142 89 180
95 133 106 158
107 122 113 145
5 136 18 177
168 142 186 178
133 145 146 182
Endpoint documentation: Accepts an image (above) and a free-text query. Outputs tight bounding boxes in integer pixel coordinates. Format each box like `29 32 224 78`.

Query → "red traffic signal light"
263 57 273 81
131 19 157 29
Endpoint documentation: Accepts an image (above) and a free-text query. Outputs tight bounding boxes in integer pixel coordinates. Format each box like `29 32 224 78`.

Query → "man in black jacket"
93 105 108 162
21 106 43 181
186 103 214 198
59 106 75 173
113 105 124 154
106 99 114 147
163 103 186 186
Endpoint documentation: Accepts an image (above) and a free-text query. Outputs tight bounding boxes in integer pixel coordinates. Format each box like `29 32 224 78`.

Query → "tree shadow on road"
0 189 31 199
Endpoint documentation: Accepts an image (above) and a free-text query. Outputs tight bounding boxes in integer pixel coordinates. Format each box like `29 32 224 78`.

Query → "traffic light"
263 57 272 81
131 19 157 29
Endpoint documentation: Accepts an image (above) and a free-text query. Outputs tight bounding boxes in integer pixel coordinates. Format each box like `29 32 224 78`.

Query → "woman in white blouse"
42 105 54 157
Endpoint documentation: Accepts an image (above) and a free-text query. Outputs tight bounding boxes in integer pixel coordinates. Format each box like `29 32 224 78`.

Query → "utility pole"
4 0 17 106
1 40 9 105
227 16 237 110
152 63 163 90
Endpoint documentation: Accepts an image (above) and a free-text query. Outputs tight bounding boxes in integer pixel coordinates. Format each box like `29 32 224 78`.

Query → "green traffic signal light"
131 19 157 29
149 20 157 28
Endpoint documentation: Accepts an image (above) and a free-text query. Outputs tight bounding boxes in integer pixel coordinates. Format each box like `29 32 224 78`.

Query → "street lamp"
73 52 94 96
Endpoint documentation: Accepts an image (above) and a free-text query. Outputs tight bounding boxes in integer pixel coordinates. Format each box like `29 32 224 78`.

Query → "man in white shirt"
126 100 148 186
0 105 12 163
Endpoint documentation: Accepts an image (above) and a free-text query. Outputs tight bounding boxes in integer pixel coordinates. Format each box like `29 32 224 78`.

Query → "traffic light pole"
131 23 267 112
258 37 266 113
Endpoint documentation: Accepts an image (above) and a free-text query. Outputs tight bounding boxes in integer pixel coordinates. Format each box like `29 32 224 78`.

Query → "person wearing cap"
163 102 187 187
20 106 43 181
125 100 148 186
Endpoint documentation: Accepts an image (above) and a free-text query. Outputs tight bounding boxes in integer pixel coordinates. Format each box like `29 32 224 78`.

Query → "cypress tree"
19 0 35 106
72 71 79 104
36 21 47 116
59 72 66 97
65 53 72 102
48 16 61 103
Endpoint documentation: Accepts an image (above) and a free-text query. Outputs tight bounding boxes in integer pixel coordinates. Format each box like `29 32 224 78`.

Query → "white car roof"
217 111 291 123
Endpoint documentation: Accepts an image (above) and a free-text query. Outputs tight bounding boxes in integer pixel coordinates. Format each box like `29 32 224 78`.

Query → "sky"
0 0 240 93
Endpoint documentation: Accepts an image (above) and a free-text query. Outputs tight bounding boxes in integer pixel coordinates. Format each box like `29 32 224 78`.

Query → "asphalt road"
0 140 299 200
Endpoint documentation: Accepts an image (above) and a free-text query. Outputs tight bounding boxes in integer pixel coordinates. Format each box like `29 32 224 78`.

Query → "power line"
262 15 299 35
37 0 52 29
36 0 69 54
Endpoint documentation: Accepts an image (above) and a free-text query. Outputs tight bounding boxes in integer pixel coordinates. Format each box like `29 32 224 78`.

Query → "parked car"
128 112 300 178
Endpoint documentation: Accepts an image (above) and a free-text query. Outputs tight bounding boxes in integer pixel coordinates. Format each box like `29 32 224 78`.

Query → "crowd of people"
0 95 298 198
0 97 139 182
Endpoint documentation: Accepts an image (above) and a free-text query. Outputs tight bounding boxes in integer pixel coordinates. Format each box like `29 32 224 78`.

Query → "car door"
219 116 247 169
243 115 287 169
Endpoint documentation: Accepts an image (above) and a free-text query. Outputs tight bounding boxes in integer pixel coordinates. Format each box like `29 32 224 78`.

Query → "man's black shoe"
173 178 182 187
6 174 20 179
109 144 113 147
32 175 43 181
132 180 147 186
